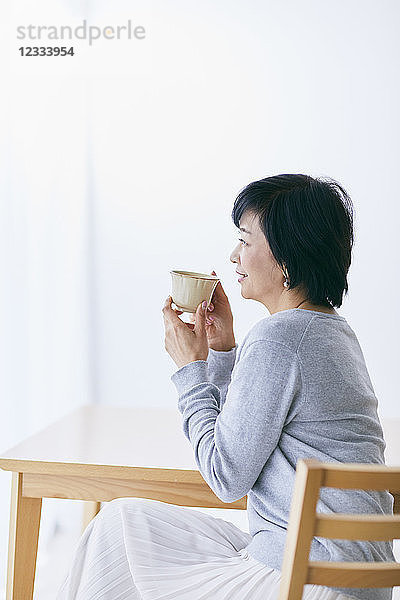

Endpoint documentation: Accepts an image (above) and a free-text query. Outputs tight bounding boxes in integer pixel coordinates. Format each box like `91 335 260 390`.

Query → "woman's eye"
238 238 247 246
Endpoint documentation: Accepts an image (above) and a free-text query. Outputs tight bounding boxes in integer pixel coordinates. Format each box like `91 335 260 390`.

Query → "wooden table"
0 405 398 600
0 405 246 600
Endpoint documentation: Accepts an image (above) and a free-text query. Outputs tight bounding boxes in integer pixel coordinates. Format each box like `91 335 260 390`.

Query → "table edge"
0 458 203 481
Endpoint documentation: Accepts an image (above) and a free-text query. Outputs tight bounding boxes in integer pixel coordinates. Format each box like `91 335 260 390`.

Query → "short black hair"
231 174 354 308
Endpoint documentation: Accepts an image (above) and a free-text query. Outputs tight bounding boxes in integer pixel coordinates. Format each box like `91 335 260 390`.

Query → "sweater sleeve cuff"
207 343 237 372
171 360 209 396
207 343 238 362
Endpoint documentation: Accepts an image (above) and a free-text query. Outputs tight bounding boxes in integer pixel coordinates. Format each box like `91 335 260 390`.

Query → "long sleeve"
206 344 238 409
170 339 302 503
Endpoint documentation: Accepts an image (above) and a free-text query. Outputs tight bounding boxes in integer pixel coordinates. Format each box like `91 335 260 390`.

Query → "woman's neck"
266 293 338 316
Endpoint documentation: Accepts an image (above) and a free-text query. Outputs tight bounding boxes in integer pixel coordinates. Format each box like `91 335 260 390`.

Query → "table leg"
82 500 102 532
6 472 42 600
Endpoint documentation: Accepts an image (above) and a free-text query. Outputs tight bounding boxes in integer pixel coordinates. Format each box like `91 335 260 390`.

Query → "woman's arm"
171 339 302 503
206 344 238 409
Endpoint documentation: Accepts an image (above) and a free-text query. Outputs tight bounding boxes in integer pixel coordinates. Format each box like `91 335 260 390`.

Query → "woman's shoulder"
239 309 352 361
242 309 316 355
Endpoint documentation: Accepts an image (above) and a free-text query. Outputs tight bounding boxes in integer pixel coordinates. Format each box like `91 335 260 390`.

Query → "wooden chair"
278 459 400 600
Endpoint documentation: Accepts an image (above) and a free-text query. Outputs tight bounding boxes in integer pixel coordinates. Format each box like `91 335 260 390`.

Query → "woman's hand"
162 296 209 370
177 271 236 352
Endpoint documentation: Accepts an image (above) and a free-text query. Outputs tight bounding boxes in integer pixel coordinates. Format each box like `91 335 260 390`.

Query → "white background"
1 0 399 596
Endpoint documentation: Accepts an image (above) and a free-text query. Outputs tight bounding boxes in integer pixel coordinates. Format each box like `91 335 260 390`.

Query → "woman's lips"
238 275 248 282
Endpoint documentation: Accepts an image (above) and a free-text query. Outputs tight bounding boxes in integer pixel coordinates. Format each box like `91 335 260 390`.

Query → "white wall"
88 0 400 415
1 0 399 596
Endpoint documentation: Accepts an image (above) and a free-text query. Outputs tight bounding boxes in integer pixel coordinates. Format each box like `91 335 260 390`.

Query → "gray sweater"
171 308 394 600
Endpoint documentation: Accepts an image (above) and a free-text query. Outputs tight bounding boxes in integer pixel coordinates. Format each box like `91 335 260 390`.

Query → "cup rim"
170 270 219 281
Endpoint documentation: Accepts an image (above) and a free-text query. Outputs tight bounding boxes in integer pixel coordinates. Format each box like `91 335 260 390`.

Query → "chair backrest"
278 459 400 600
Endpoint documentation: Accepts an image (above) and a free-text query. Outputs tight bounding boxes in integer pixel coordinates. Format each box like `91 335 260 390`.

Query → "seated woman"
57 174 394 600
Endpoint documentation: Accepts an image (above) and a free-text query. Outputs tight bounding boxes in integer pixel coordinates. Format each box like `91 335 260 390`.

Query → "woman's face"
229 211 285 306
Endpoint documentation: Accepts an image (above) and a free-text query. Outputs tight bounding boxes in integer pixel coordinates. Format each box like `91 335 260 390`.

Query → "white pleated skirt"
56 497 354 600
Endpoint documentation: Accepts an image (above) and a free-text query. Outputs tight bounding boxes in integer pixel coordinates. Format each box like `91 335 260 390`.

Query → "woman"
57 174 394 600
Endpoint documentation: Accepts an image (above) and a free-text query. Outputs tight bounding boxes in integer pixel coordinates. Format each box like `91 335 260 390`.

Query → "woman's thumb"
211 270 221 295
211 270 226 300
195 301 207 333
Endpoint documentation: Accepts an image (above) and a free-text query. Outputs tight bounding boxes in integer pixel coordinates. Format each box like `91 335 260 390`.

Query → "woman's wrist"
209 341 236 352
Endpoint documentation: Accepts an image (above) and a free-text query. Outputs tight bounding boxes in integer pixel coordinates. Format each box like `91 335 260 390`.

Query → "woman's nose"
230 245 239 264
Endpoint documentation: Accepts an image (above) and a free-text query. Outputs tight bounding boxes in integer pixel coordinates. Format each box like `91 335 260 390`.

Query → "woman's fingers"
171 306 213 326
189 312 214 325
191 317 214 325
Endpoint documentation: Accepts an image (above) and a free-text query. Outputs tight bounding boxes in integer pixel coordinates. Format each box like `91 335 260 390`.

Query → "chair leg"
82 501 102 533
278 462 323 600
6 472 42 600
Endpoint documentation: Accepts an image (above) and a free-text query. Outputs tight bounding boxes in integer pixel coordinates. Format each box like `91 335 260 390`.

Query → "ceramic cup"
170 270 219 313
